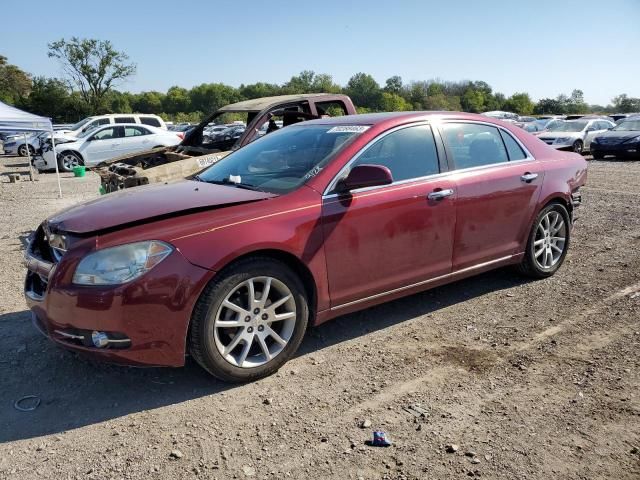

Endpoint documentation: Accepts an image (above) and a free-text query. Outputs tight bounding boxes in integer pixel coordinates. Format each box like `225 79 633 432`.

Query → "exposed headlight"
623 135 640 144
73 241 173 285
554 137 571 143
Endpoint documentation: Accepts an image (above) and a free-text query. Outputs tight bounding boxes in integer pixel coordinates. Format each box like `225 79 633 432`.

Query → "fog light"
91 331 109 348
628 149 637 153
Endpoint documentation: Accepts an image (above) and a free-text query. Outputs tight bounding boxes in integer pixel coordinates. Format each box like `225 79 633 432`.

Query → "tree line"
1 37 639 124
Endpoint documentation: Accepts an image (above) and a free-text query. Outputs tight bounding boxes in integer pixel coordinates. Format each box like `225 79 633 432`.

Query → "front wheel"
58 151 82 172
572 140 583 154
18 144 34 156
517 203 571 279
189 257 309 382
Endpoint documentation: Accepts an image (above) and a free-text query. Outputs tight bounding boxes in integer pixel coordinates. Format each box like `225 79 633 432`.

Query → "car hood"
47 180 277 234
594 131 640 142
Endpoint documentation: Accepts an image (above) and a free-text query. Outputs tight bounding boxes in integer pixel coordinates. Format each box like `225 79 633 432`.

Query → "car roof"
218 94 348 112
296 111 504 127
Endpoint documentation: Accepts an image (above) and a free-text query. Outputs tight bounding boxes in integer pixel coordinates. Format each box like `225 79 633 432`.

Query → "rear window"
114 117 136 124
140 116 161 127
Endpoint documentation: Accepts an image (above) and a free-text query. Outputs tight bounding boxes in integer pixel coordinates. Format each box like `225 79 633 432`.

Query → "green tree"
131 91 165 113
345 73 382 110
238 82 282 99
504 92 534 115
534 98 564 115
189 83 240 113
384 76 403 95
461 89 485 112
611 94 640 113
163 86 191 114
48 37 136 113
0 55 31 104
19 76 70 121
380 92 410 111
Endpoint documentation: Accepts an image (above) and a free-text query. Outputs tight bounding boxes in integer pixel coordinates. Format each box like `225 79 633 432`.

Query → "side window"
114 117 136 124
124 126 149 137
441 123 508 169
350 125 440 183
140 116 161 127
315 101 348 117
91 127 116 140
499 130 527 161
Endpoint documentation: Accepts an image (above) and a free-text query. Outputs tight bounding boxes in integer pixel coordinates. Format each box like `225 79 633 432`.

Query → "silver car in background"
537 118 615 153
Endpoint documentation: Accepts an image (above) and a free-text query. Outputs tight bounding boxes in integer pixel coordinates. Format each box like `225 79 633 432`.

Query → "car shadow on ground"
0 268 530 443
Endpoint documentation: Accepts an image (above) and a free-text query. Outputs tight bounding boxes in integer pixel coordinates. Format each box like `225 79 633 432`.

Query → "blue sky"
1 0 638 105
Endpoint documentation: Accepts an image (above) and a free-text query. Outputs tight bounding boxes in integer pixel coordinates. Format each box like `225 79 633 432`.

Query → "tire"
517 202 571 279
18 144 34 156
57 151 83 172
190 256 309 383
572 140 583 154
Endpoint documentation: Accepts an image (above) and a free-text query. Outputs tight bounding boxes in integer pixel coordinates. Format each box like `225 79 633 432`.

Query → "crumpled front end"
24 224 214 367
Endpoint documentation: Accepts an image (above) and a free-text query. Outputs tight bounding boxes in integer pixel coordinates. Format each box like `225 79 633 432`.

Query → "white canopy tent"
0 100 62 197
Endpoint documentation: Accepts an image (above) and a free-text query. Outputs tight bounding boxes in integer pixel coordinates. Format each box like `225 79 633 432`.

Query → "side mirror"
336 164 393 193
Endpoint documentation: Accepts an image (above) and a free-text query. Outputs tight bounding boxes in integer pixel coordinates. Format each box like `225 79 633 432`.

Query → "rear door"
121 125 153 154
322 124 457 307
439 122 544 270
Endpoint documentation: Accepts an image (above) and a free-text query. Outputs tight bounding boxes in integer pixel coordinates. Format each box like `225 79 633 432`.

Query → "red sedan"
24 112 587 382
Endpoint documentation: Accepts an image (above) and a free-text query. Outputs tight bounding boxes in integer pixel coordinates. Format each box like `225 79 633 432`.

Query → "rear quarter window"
114 117 136 124
499 130 527 161
140 116 162 127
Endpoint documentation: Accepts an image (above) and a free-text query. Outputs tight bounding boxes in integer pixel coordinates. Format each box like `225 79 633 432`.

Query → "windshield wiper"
200 178 265 192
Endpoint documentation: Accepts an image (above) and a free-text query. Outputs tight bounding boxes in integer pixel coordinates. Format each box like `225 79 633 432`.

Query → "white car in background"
37 124 183 172
537 118 615 153
55 113 167 139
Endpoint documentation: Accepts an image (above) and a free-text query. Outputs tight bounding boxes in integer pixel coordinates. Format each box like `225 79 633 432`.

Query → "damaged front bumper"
24 226 214 367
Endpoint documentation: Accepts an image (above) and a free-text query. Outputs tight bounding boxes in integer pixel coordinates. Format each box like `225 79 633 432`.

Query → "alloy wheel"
533 210 567 269
213 276 297 368
62 153 80 170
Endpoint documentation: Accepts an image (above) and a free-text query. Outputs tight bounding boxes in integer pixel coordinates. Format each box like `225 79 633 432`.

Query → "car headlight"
554 137 570 143
623 135 640 144
73 241 173 285
591 137 599 143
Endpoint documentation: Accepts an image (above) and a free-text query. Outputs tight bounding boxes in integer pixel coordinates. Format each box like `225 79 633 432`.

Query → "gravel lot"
0 155 638 480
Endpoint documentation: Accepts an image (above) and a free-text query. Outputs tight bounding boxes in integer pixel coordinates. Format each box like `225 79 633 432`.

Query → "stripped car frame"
95 94 357 193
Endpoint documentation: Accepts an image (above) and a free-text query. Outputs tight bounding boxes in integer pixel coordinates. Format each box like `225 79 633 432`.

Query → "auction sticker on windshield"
327 126 370 133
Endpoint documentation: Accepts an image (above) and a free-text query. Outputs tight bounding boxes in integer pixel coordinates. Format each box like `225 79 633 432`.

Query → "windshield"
197 124 366 194
77 125 100 139
69 117 93 132
548 121 587 132
613 119 640 131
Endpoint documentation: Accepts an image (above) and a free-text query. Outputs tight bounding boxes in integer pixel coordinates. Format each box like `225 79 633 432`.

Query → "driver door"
322 124 456 307
80 126 122 164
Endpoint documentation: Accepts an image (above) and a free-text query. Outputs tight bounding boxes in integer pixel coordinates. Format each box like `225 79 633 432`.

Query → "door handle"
521 172 538 183
427 188 454 201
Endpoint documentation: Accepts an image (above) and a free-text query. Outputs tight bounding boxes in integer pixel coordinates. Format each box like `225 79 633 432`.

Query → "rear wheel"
517 203 570 279
58 151 82 172
189 257 309 383
572 140 583 154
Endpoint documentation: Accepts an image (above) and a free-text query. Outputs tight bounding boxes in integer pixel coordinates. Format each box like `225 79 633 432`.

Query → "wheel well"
223 249 318 316
59 150 84 164
544 196 573 219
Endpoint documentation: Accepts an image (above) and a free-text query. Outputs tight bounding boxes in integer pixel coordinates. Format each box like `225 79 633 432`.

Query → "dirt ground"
0 154 638 480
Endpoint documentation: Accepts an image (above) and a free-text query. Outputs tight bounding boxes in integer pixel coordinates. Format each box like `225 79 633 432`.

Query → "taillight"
177 132 184 140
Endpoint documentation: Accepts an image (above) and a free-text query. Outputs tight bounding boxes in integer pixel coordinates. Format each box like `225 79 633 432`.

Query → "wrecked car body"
95 94 357 193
